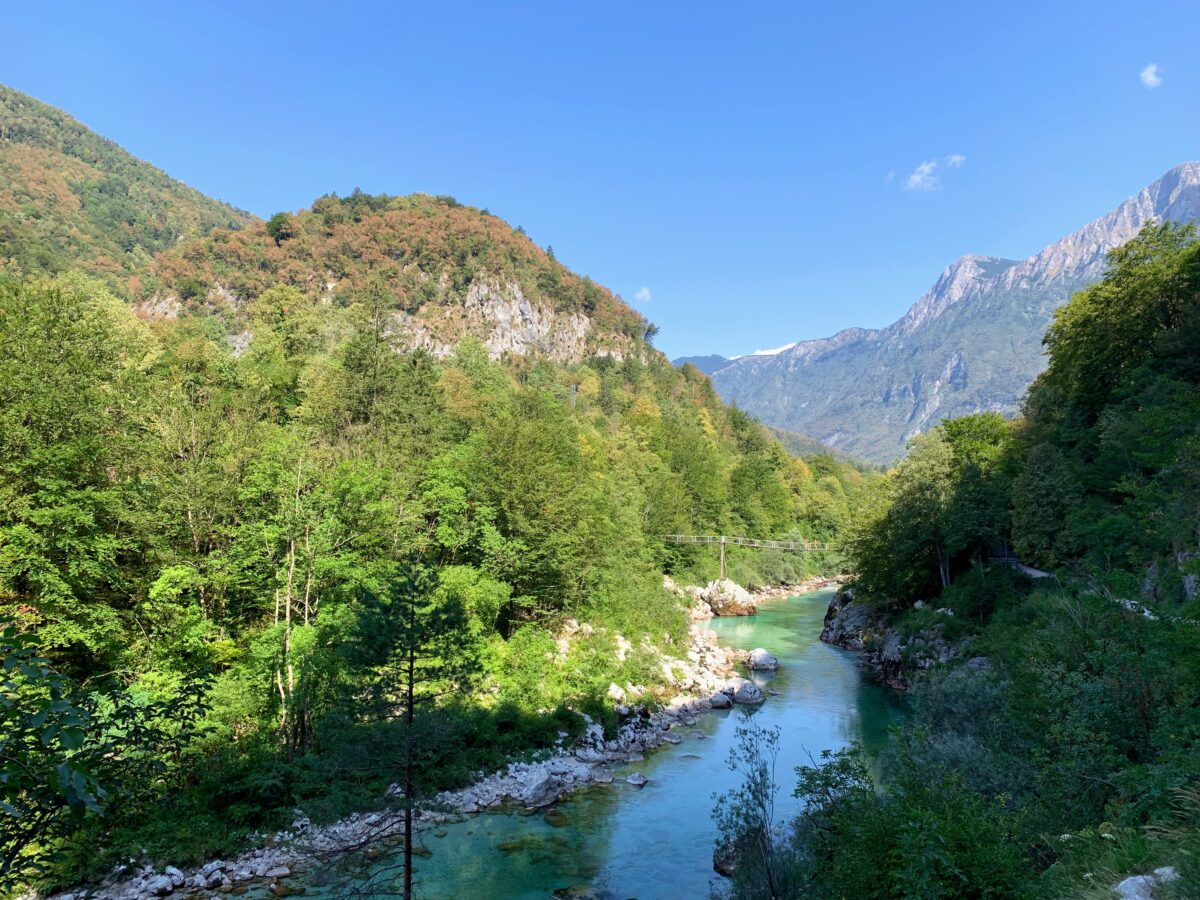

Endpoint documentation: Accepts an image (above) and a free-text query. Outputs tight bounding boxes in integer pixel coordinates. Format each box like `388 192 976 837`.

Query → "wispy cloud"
1140 63 1163 88
901 154 967 192
903 160 942 192
634 286 652 303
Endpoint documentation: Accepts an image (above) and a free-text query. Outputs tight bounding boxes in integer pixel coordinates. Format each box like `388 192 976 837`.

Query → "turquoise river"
316 587 902 898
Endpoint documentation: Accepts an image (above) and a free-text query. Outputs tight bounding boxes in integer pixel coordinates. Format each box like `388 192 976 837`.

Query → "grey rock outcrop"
821 588 966 690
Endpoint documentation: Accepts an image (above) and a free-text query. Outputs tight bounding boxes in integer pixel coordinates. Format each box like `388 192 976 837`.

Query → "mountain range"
679 163 1200 463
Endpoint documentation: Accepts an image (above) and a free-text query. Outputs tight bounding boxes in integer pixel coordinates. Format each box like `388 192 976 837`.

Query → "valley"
3 69 1200 900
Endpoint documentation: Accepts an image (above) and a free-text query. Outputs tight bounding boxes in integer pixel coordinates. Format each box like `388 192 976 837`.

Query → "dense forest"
0 85 252 290
721 222 1200 898
0 259 870 889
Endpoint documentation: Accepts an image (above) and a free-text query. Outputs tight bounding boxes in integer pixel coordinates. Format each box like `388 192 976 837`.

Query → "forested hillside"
0 235 871 886
0 85 253 290
723 222 1200 898
142 190 651 361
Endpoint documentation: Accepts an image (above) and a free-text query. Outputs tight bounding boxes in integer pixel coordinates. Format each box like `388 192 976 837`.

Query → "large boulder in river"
747 648 778 671
520 770 562 808
709 691 733 709
700 579 757 616
730 678 765 705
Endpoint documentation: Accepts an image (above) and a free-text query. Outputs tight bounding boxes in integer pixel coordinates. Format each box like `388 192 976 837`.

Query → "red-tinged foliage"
146 191 651 344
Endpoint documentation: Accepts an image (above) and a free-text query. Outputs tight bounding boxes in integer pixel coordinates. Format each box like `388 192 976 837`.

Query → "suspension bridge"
660 534 832 580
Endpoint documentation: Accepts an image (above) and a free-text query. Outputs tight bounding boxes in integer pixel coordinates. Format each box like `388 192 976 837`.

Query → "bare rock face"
700 579 757 616
821 588 969 690
713 839 741 875
393 277 610 364
520 771 563 809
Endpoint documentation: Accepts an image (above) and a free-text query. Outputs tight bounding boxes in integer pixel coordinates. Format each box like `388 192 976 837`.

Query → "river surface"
323 588 902 899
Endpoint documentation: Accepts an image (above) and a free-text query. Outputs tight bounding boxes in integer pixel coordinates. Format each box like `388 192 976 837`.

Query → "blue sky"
6 1 1198 359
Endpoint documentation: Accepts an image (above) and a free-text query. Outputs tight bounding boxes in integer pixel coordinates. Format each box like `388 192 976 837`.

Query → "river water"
324 587 902 899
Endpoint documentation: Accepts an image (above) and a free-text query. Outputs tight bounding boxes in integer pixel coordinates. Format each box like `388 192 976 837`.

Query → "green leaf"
59 726 85 750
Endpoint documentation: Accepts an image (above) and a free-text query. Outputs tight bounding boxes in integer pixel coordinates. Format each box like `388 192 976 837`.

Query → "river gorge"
312 587 904 898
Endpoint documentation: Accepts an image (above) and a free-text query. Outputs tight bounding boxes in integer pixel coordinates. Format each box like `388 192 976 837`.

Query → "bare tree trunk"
403 643 415 900
936 542 951 589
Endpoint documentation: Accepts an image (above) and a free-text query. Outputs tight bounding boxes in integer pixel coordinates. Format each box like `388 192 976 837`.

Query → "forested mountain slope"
709 163 1200 463
0 84 253 290
143 191 653 362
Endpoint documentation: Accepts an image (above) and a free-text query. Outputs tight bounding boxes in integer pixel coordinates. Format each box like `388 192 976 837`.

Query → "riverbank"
51 580 834 900
819 586 982 690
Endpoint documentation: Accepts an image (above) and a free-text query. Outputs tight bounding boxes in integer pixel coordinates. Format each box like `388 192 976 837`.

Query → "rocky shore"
684 574 844 619
52 579 806 900
820 586 980 690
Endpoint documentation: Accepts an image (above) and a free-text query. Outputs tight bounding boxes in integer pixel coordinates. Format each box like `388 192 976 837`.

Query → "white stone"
747 648 778 671
1115 875 1156 900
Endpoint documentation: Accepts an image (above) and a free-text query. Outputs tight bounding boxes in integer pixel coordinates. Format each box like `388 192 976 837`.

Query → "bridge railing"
659 534 829 552
659 534 831 577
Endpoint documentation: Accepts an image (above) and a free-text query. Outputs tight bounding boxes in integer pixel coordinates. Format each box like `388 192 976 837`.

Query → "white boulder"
747 648 778 671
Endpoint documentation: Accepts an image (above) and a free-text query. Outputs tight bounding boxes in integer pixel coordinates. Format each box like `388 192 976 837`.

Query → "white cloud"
901 154 966 192
903 160 942 192
634 286 652 303
1140 63 1163 88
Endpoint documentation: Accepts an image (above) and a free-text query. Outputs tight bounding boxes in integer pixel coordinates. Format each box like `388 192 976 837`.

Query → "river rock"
1115 875 1158 900
747 648 778 670
520 770 561 808
700 579 757 616
732 679 765 705
709 691 733 709
145 875 175 896
626 772 648 787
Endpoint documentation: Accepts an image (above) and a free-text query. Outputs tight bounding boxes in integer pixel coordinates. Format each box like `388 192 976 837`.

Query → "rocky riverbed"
51 580 806 900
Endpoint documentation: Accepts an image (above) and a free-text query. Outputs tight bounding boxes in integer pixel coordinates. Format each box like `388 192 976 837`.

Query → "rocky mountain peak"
703 163 1200 463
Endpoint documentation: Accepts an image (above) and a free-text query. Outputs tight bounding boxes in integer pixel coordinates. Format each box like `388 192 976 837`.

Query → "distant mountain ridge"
672 354 731 374
706 163 1200 463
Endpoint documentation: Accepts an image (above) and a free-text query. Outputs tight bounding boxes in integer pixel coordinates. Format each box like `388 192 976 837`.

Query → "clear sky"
6 1 1198 359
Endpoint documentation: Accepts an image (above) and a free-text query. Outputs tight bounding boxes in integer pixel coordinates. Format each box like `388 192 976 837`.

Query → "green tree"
0 275 148 671
265 212 296 245
352 569 481 900
0 626 207 889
